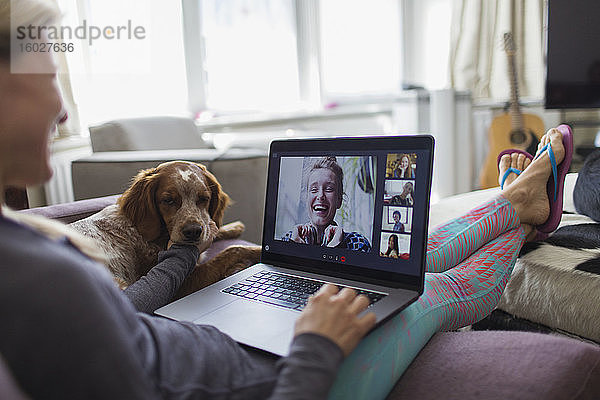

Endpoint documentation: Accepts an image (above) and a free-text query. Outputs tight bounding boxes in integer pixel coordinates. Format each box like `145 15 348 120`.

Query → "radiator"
44 146 92 205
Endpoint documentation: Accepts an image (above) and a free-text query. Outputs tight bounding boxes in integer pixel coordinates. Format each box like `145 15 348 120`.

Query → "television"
545 0 600 109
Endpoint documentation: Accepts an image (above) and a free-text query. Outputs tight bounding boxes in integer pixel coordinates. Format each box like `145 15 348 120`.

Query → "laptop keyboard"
221 270 387 311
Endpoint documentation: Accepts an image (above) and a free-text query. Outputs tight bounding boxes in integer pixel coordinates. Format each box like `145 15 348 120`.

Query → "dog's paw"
195 221 219 254
215 221 246 241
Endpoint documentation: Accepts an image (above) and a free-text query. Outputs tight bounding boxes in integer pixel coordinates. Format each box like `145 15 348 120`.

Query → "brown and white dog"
70 160 260 298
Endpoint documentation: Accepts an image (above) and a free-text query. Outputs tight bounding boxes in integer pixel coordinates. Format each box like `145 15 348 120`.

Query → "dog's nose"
182 223 203 241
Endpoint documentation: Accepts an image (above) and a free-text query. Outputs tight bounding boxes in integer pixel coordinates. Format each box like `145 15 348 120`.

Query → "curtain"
51 0 82 138
55 50 82 137
449 0 545 102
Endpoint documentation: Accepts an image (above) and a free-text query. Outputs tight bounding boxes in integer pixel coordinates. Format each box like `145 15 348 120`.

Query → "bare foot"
498 153 537 240
498 152 532 188
500 128 566 226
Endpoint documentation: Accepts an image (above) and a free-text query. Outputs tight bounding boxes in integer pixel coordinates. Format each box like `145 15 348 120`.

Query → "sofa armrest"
19 195 120 224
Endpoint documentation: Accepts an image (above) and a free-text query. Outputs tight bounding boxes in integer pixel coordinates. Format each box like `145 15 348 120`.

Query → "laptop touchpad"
194 300 298 356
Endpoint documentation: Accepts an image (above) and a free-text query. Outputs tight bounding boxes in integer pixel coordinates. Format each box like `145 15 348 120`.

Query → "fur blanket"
496 220 600 343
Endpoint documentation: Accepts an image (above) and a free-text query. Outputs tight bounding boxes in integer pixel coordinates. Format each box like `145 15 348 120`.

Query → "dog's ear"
117 167 163 241
196 163 230 227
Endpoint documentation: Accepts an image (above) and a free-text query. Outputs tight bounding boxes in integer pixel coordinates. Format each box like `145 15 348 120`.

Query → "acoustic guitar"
479 32 545 189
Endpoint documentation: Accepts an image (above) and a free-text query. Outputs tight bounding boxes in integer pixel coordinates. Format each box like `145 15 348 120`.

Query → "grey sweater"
0 215 344 399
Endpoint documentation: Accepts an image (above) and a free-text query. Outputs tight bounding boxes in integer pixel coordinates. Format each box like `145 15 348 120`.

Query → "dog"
70 160 261 298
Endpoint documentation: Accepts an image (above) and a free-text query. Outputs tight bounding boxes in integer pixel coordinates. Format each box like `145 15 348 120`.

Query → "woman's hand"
294 284 376 356
323 225 343 247
291 224 312 244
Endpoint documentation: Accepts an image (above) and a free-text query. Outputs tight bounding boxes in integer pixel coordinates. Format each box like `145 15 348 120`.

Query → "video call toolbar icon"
321 254 346 263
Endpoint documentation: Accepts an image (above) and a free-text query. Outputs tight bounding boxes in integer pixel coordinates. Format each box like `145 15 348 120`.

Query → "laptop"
156 135 435 356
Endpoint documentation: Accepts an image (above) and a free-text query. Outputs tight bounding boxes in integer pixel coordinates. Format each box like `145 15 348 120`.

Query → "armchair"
71 116 268 243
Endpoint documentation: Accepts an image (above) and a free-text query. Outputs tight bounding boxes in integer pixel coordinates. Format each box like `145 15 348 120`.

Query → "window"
187 0 408 113
57 0 189 127
57 0 453 125
318 0 402 99
199 0 300 112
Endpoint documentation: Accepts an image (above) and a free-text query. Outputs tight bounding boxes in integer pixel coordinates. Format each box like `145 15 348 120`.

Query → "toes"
499 154 511 172
498 154 512 186
517 153 527 170
543 127 565 162
511 153 518 169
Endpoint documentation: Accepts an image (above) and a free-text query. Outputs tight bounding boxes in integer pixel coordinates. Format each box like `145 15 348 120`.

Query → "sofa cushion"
387 330 600 400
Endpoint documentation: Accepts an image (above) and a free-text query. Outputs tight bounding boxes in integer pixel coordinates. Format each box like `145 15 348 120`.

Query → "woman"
393 154 415 179
392 210 405 233
390 181 414 206
0 1 572 399
382 234 399 258
282 156 371 252
0 2 374 399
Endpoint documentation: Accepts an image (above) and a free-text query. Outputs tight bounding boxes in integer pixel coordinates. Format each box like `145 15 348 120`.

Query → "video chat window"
384 180 415 206
274 155 376 252
379 231 410 259
386 153 417 179
381 206 412 234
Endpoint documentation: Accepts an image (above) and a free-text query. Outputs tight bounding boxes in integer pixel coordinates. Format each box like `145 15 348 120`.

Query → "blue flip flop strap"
535 143 558 201
500 167 522 189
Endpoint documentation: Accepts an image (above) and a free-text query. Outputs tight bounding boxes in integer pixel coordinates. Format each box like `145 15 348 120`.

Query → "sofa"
8 195 599 399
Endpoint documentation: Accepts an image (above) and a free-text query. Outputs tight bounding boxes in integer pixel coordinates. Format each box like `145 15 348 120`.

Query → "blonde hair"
0 0 60 61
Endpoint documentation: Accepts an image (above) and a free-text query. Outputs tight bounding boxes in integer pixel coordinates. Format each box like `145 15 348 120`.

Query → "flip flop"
496 149 549 241
535 124 574 234
497 149 533 189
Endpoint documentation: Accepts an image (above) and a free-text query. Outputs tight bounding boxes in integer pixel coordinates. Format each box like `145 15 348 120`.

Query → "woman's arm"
0 235 160 399
124 244 200 313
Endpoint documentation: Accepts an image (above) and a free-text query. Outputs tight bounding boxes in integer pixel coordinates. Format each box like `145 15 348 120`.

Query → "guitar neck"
507 52 524 131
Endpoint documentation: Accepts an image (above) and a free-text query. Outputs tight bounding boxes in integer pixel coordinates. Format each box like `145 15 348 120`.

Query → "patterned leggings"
328 196 526 399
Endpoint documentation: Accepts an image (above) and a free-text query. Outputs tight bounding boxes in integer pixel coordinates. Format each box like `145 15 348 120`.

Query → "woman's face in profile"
400 156 409 169
0 45 64 187
307 168 341 227
402 182 413 195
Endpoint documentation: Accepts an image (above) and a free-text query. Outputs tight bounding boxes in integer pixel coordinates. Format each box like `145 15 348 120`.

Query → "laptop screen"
261 135 434 289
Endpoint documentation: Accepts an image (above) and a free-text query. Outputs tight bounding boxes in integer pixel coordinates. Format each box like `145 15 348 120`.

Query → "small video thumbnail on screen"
380 152 417 259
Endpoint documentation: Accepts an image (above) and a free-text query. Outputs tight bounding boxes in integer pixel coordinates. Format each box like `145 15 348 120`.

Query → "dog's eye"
197 195 209 205
162 198 176 206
